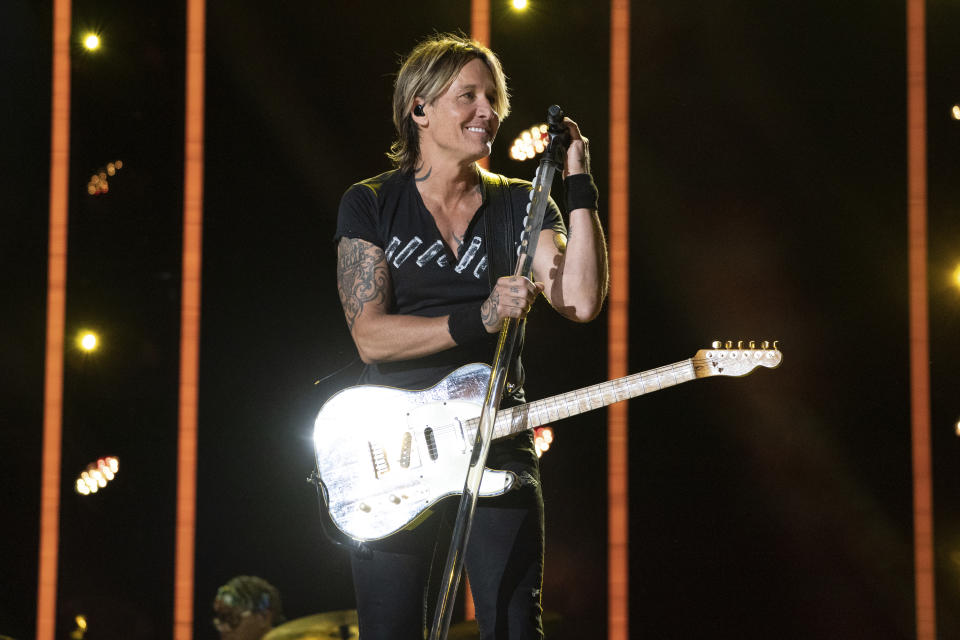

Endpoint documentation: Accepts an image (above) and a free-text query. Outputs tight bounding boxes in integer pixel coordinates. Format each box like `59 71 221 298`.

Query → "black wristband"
448 302 488 345
564 173 599 211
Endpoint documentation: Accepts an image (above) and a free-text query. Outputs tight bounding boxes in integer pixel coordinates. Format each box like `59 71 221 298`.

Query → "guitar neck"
466 358 698 441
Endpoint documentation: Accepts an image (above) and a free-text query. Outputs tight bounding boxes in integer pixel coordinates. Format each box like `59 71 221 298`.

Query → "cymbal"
263 610 359 640
446 611 562 639
447 619 480 639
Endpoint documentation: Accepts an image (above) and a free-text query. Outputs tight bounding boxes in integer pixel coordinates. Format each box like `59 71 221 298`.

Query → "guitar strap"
480 169 526 402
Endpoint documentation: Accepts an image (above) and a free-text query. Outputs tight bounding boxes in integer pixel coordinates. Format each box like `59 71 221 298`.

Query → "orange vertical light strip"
37 2 71 640
463 0 490 619
906 0 935 638
608 2 630 640
472 0 490 173
174 0 205 638
470 0 489 46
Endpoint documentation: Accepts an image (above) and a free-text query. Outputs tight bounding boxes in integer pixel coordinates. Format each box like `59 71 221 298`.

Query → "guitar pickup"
399 432 413 468
424 427 439 461
369 441 389 478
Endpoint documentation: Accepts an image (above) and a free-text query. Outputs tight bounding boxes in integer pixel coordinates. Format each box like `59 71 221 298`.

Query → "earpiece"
413 104 425 117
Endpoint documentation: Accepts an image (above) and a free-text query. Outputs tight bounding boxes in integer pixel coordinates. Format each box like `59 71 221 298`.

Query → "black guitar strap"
480 169 526 402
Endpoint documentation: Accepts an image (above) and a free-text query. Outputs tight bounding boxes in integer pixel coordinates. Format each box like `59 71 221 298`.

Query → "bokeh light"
87 159 123 196
952 104 960 121
512 0 529 9
534 426 554 458
83 33 101 51
510 124 549 161
71 615 88 640
78 331 98 352
75 457 120 495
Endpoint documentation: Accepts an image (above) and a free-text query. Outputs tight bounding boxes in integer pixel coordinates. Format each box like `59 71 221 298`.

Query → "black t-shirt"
335 168 565 392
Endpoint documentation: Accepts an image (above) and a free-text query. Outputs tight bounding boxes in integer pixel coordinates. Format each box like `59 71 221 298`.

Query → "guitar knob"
711 340 722 349
761 340 770 349
749 341 756 349
725 340 733 349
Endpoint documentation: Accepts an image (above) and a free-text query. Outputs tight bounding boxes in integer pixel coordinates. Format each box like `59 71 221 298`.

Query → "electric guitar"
313 340 782 542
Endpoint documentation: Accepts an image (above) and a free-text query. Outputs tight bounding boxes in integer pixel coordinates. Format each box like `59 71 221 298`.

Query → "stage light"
534 426 554 458
955 418 960 437
512 0 528 9
70 615 88 640
953 264 960 289
87 159 123 196
78 331 98 352
74 457 119 495
952 104 960 121
83 33 100 51
510 124 549 161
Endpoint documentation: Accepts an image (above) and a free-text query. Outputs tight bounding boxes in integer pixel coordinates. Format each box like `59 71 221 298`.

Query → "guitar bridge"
369 441 389 478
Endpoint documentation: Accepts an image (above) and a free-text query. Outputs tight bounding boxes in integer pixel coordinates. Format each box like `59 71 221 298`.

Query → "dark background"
3 0 960 638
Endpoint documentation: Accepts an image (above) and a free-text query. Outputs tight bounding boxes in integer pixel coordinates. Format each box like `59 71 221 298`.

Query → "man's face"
419 57 501 164
212 599 271 640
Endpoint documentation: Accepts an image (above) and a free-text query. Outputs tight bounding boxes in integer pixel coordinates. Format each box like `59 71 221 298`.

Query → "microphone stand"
427 105 570 640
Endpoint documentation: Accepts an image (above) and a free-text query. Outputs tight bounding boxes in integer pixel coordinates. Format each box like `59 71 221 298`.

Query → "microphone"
545 104 571 161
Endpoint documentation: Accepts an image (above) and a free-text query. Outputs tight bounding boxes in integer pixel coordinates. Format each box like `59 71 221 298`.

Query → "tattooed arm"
338 237 544 361
337 236 457 364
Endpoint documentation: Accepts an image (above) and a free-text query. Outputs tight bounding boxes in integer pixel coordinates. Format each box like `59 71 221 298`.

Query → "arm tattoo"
480 291 500 329
337 238 389 330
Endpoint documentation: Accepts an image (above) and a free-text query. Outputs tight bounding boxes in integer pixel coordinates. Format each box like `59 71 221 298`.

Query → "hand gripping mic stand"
428 105 571 640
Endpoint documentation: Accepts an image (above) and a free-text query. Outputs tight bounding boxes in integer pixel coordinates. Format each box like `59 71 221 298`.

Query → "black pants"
350 469 544 640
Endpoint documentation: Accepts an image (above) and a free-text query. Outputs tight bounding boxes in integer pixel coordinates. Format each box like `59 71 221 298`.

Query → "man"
212 576 285 640
334 33 608 639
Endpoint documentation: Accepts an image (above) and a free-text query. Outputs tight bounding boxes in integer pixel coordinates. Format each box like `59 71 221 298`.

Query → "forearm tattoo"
337 238 389 330
481 291 500 329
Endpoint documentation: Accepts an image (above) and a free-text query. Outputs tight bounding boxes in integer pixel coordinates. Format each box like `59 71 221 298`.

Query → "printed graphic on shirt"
384 234 489 279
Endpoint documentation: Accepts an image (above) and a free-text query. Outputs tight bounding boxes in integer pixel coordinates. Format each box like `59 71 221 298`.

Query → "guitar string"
424 360 697 443
394 352 776 457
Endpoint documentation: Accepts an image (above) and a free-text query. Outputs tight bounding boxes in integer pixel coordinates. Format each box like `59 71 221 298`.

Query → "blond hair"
389 33 510 173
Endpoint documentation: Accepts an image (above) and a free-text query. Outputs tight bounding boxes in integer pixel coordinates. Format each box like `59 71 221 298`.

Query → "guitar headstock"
693 340 782 379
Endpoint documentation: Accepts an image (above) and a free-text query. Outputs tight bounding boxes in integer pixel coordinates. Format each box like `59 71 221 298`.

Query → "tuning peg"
761 340 770 349
737 340 744 349
749 340 756 349
711 340 721 349
725 340 733 349
773 340 779 350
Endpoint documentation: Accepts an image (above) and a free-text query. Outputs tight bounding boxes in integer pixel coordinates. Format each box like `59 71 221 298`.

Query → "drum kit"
262 609 359 640
262 609 556 639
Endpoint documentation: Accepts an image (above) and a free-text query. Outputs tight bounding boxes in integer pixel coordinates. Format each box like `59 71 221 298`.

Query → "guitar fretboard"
463 358 698 442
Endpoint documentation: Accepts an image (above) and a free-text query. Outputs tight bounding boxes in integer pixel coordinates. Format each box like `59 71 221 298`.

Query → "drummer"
212 575 285 640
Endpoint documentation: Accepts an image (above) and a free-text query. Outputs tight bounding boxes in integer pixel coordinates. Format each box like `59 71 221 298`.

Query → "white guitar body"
313 363 516 542
314 342 782 542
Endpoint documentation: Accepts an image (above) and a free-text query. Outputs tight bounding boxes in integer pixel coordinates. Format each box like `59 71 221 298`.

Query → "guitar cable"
313 356 361 388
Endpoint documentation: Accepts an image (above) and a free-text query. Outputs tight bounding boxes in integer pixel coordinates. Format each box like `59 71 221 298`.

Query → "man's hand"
562 117 590 178
480 275 545 333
